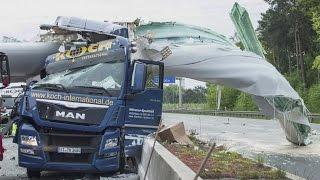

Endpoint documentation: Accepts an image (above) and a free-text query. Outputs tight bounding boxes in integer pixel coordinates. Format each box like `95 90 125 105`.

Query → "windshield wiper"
73 86 112 96
33 83 69 92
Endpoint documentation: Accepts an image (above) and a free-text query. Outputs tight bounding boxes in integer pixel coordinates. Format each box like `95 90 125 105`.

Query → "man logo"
55 111 86 120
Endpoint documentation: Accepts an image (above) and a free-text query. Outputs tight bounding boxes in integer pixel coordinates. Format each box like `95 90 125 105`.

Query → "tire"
27 169 41 179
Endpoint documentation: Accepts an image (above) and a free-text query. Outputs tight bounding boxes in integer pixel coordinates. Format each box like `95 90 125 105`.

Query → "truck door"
125 60 164 156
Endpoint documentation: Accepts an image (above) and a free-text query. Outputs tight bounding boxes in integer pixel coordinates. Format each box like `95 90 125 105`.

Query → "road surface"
163 113 320 180
0 138 138 179
2 113 319 179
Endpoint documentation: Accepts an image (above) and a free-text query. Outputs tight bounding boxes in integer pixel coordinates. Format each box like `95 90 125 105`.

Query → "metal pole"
216 85 221 111
178 77 183 108
143 118 163 180
193 143 216 180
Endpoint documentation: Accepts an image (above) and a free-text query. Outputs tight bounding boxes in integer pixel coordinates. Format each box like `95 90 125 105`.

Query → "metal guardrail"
163 109 320 122
0 111 319 132
163 109 267 119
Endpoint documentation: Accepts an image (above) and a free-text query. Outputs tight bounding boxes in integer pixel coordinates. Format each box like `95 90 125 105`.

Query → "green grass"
312 119 320 124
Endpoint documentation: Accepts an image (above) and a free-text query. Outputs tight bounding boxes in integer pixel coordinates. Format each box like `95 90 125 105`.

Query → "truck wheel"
27 169 41 179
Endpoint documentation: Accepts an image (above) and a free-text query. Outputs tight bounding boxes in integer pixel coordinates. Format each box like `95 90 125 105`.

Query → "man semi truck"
2 29 164 177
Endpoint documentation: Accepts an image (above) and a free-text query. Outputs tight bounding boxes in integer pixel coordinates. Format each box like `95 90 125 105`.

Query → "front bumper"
18 124 120 173
19 153 119 172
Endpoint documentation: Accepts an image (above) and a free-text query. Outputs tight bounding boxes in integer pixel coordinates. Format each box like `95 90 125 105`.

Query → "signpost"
154 76 176 84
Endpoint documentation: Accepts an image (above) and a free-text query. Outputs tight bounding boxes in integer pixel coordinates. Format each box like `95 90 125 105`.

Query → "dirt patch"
162 136 287 179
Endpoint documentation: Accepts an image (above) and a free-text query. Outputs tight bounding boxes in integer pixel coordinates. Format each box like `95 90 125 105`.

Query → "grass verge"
161 136 286 179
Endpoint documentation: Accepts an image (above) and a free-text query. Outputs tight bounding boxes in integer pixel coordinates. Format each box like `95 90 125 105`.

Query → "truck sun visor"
45 39 126 74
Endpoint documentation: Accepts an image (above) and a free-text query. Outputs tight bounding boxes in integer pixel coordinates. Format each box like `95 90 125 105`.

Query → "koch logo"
55 111 86 120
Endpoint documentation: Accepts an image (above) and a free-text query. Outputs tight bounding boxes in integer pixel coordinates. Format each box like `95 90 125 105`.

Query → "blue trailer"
4 31 164 177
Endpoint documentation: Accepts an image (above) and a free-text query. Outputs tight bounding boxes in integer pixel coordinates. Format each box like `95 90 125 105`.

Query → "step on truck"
2 24 164 178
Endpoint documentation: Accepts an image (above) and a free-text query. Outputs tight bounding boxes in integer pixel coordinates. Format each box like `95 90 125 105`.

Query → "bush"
234 93 258 111
307 84 320 113
206 84 240 110
284 71 305 98
206 84 217 109
221 87 241 110
163 85 179 104
183 86 207 104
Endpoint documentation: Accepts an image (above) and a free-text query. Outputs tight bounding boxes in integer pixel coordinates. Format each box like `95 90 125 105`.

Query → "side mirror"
0 54 10 87
132 62 147 93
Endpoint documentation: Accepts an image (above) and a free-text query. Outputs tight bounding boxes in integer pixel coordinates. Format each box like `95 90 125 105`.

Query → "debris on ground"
158 122 193 145
100 173 139 180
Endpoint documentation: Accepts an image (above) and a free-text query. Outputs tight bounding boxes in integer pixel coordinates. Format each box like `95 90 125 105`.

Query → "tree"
258 0 318 89
206 84 217 109
299 0 320 40
307 84 320 113
234 93 258 111
206 84 240 110
221 87 241 110
183 86 207 104
163 85 179 104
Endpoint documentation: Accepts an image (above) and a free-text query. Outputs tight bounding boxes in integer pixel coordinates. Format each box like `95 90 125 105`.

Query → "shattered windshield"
33 62 125 96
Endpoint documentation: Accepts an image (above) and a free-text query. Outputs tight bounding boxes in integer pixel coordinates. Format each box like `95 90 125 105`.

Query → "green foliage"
206 84 217 109
258 0 318 77
183 86 207 104
163 85 179 104
234 93 258 111
307 84 320 113
164 85 207 104
299 0 320 40
221 87 241 110
206 84 240 110
284 71 305 98
313 11 320 41
312 55 320 69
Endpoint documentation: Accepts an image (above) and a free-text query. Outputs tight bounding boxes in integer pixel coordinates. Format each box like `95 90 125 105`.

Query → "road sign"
153 76 176 84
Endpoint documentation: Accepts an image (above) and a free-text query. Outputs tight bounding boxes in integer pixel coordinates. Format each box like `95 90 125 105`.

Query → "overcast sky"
0 0 269 88
0 0 269 41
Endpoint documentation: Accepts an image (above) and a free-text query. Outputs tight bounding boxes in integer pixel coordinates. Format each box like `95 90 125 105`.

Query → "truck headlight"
104 138 118 149
20 135 38 146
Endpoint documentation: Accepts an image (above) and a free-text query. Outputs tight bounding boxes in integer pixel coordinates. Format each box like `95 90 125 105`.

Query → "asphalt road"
2 113 319 179
0 138 139 180
163 113 320 180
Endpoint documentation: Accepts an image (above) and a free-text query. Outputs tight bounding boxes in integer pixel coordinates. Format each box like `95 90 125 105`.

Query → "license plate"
57 147 81 154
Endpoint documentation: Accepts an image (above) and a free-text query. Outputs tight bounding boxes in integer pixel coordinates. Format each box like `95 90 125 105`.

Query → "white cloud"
0 0 269 41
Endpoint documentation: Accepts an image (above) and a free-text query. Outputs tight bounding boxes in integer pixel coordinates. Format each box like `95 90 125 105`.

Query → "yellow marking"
53 40 115 62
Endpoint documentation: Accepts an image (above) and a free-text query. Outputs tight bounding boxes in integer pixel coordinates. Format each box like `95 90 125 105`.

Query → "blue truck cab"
14 33 164 177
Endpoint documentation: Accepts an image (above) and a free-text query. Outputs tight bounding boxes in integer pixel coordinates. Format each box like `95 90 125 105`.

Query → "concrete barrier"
138 137 202 180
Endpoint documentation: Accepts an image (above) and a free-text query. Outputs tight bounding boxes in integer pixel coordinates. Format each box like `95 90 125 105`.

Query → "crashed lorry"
0 22 164 177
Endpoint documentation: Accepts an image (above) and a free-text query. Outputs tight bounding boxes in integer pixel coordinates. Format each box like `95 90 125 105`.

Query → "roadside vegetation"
161 136 286 179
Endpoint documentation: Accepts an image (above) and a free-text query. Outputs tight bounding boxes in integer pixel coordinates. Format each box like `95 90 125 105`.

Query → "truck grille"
36 100 108 125
48 152 92 163
40 131 101 164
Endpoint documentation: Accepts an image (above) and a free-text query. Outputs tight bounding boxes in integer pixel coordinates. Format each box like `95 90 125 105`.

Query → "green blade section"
230 3 266 58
